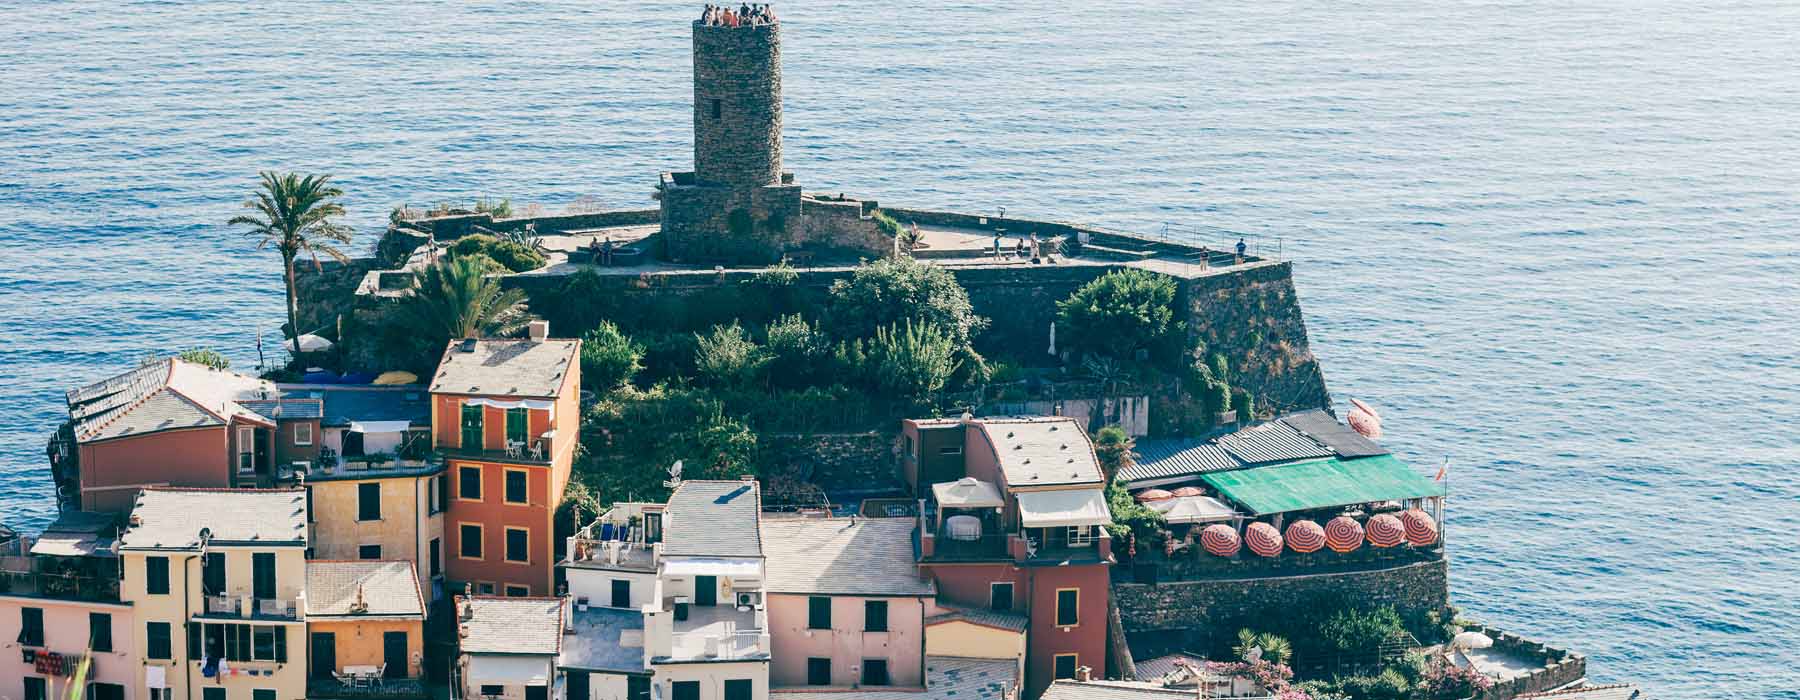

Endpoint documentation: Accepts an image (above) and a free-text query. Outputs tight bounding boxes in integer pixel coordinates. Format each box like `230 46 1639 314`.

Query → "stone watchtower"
659 18 804 265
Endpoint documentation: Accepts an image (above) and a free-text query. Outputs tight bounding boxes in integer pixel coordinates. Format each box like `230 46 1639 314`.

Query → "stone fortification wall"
1465 625 1587 700
1114 558 1450 646
692 22 782 188
397 209 662 240
761 431 903 496
1183 260 1331 415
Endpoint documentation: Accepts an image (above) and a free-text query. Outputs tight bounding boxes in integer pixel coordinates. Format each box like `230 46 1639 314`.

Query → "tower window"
711 98 722 119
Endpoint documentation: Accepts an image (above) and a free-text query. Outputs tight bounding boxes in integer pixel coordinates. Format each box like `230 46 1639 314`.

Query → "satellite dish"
1245 646 1263 662
663 460 684 489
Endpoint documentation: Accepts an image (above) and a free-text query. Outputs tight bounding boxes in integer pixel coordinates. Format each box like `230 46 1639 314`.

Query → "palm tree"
228 172 353 354
396 256 529 350
1234 628 1293 666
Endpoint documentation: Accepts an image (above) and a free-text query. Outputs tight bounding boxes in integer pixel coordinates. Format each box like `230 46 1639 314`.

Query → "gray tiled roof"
976 418 1104 488
1214 419 1335 465
771 656 1016 700
238 398 324 421
305 561 424 618
760 518 934 596
1516 685 1643 700
1120 441 1240 483
1131 653 1208 682
281 384 432 427
67 359 278 443
560 606 646 674
661 480 762 558
1279 409 1389 458
1041 680 1193 700
430 338 579 398
925 605 1029 632
460 596 565 656
119 488 307 550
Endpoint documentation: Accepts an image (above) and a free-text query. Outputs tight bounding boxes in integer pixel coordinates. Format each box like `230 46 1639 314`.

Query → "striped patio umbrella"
1135 488 1175 502
1400 509 1439 546
1366 513 1406 548
1245 522 1284 557
1200 524 1241 557
1171 486 1205 498
1285 519 1326 553
1325 515 1365 553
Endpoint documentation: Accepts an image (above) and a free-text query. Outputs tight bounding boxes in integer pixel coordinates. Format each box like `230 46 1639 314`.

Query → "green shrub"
1093 425 1135 475
989 361 1023 384
694 322 767 388
544 270 616 335
1206 380 1232 415
1233 629 1293 665
1318 606 1407 653
578 385 763 503
1056 269 1177 362
826 257 988 353
1234 388 1255 423
176 347 230 370
763 314 823 388
872 210 904 238
868 320 961 407
473 197 513 219
449 234 546 272
1104 477 1164 542
581 322 644 392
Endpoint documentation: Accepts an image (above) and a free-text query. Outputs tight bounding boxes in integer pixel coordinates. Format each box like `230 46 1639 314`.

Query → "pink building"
1 513 136 700
758 518 935 690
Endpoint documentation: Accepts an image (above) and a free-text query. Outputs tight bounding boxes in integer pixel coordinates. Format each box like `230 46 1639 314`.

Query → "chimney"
527 320 549 342
1076 665 1093 682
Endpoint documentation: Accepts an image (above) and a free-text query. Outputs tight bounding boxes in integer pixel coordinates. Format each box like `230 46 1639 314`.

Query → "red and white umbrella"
1135 488 1175 503
1400 509 1438 546
1170 486 1205 498
1347 398 1383 440
1325 515 1365 553
1366 513 1406 548
1285 519 1325 553
1245 522 1284 558
1200 524 1241 557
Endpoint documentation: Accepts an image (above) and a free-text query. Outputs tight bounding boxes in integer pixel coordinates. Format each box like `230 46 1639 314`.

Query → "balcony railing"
433 441 553 466
307 677 428 699
200 594 303 620
667 630 769 661
0 569 121 602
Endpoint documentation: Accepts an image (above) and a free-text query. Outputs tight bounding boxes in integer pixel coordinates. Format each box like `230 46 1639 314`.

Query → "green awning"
1201 455 1443 515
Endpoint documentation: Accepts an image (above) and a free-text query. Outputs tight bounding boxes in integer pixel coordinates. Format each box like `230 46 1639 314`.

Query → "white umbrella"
1451 631 1493 650
283 333 333 353
1152 495 1239 524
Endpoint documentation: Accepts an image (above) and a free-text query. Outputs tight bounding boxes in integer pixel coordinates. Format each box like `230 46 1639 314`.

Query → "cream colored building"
119 487 310 700
304 468 446 603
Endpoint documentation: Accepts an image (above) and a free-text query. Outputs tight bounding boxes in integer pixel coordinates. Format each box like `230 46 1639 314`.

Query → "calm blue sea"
3 1 1796 695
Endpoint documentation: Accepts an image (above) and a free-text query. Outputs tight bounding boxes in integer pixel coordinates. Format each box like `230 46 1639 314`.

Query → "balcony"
663 604 769 662
0 568 121 603
198 593 304 621
307 677 428 699
434 440 554 466
919 526 1112 565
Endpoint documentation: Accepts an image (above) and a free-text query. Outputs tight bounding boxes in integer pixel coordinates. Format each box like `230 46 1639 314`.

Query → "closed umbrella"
283 333 334 353
1400 509 1438 546
1325 516 1364 553
1200 524 1240 557
1245 522 1283 558
1366 513 1406 548
1285 520 1325 553
1135 488 1175 503
1347 398 1383 439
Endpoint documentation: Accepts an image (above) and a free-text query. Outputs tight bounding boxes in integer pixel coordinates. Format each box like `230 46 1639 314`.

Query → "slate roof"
661 480 763 558
305 560 425 618
238 398 324 421
759 518 934 597
1120 441 1240 483
1279 409 1389 458
430 338 579 398
1132 652 1208 682
976 417 1104 488
460 596 566 656
1214 420 1335 465
119 488 308 550
1041 680 1193 700
1516 684 1643 700
771 656 1016 700
925 605 1029 632
560 606 646 674
67 359 278 443
279 384 432 427
30 510 118 558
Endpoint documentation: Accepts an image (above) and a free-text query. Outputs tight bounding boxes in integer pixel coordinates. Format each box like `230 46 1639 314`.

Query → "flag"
1434 458 1450 482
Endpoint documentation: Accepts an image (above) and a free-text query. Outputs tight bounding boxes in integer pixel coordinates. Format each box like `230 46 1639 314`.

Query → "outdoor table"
944 515 982 541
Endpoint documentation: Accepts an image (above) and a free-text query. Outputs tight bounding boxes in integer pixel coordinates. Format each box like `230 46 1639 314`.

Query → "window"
24 678 47 700
567 671 590 700
938 445 963 456
672 682 700 700
526 687 547 700
204 552 226 594
253 626 278 660
237 426 255 472
724 679 753 700
1067 524 1095 547
294 423 313 446
145 556 170 595
710 98 722 119
187 622 202 660
89 612 112 652
807 596 831 629
147 621 172 659
459 465 482 500
990 582 1014 612
358 482 382 521
19 606 44 646
1053 654 1079 680
505 528 530 563
864 600 888 632
254 691 276 700
150 690 173 700
806 657 831 686
627 676 650 700
477 582 496 595
862 659 891 686
460 523 484 559
91 684 125 700
610 579 631 608
359 544 382 560
505 584 531 597
504 469 528 504
253 552 277 600
479 686 504 697
203 687 225 700
505 408 528 445
305 485 315 523
460 403 484 450
1055 588 1079 627
429 538 442 576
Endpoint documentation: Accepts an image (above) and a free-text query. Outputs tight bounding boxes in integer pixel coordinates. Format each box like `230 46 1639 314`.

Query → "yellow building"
303 467 446 603
303 561 427 699
119 487 310 700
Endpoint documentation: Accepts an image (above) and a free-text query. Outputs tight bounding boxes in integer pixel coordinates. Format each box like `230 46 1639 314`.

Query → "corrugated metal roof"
1215 420 1335 465
1121 441 1241 483
1279 409 1389 458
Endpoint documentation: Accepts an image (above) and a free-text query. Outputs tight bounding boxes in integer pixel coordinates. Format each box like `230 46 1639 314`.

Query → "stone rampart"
1113 558 1450 642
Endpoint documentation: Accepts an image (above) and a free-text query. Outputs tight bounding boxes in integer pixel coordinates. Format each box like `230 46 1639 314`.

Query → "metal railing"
200 594 303 620
0 569 121 602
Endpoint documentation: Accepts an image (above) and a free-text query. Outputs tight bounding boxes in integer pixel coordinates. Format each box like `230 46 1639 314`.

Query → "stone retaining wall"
1467 625 1588 700
760 431 903 497
1114 558 1450 642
